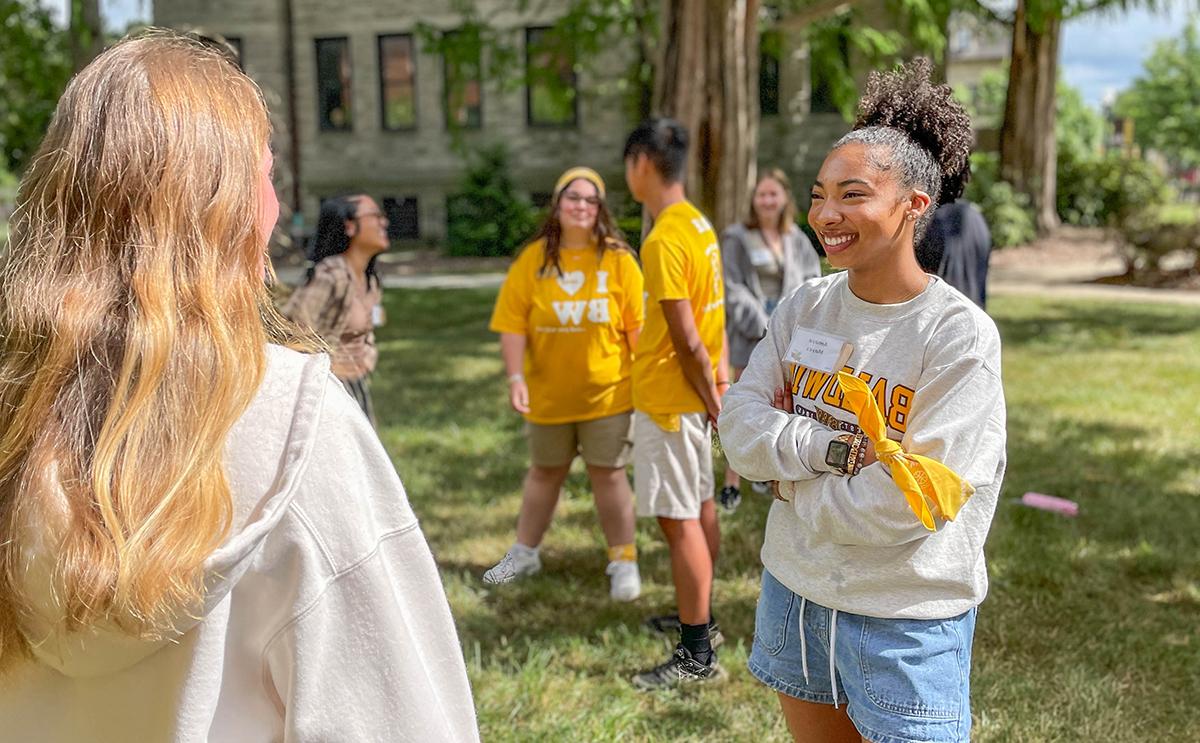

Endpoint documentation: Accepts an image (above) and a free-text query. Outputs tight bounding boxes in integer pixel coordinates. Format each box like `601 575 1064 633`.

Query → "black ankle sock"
680 622 714 665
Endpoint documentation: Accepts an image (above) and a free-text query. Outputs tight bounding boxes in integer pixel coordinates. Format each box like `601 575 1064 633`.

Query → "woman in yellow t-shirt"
484 167 644 602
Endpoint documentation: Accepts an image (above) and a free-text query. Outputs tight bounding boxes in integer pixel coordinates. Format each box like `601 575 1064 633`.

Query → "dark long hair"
306 194 380 287
529 180 630 277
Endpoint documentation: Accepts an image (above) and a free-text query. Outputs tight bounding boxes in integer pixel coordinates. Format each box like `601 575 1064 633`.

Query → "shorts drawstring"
829 609 839 709
798 597 809 685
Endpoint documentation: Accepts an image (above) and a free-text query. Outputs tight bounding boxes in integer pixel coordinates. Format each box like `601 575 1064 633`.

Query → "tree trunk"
69 0 104 72
1000 0 1060 234
653 0 759 230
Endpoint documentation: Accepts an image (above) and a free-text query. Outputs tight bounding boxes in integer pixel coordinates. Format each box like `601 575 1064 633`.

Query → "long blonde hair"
0 31 310 666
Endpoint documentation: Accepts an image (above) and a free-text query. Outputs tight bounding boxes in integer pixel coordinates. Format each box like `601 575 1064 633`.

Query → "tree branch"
775 0 863 30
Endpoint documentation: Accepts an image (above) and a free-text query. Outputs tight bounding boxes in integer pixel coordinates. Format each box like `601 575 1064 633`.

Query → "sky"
41 0 1195 109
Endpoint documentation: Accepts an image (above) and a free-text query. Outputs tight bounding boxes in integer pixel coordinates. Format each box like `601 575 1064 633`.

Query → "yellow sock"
607 543 637 563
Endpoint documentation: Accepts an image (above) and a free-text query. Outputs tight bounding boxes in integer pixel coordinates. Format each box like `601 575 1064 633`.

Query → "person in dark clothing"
916 199 991 309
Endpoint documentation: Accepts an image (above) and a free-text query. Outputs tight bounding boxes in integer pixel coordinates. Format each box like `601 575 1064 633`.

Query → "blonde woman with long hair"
0 32 478 742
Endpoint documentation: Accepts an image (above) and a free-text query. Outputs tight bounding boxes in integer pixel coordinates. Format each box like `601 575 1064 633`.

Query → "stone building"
153 1 1002 247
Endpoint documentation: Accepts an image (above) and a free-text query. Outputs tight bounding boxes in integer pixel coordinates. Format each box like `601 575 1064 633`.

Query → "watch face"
825 440 851 469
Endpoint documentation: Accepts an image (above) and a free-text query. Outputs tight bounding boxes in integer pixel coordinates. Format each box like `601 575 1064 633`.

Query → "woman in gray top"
719 168 822 509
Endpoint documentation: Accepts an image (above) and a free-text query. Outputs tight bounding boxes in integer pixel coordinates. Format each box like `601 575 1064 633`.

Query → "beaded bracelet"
848 431 868 477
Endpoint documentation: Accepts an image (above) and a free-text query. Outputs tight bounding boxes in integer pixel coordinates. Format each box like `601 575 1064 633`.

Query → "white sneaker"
607 560 641 602
482 545 541 585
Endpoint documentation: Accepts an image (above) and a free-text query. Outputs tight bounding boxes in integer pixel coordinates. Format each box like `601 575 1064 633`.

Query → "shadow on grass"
994 300 1200 350
980 407 1200 736
376 288 1200 739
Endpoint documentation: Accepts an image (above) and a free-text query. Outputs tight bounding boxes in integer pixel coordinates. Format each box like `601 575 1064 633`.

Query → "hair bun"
853 58 973 204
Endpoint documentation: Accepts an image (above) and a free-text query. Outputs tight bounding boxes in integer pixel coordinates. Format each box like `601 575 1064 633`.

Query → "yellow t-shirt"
489 239 644 424
632 200 726 415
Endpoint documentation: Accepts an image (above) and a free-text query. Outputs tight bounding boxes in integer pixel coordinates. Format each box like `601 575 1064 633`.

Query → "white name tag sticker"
784 327 853 373
371 305 385 327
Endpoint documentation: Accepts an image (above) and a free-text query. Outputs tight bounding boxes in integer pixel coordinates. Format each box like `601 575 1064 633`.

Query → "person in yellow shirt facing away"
623 120 730 690
484 167 645 603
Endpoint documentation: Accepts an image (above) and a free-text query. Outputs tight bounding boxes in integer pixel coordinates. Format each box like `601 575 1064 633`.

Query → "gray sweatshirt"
719 272 1006 619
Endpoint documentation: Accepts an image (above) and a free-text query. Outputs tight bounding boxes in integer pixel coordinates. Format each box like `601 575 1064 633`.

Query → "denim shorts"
748 570 976 743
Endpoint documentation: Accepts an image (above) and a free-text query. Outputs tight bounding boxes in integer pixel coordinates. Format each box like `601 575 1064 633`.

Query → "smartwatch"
825 434 853 475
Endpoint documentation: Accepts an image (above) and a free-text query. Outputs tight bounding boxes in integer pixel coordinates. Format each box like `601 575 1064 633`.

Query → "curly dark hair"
833 58 974 241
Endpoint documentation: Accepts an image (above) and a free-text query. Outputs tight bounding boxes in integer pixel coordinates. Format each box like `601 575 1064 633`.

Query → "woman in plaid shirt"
284 194 390 424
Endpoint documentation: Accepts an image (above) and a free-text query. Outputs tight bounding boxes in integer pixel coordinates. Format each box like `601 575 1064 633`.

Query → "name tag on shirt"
748 247 775 267
784 327 853 373
371 304 385 327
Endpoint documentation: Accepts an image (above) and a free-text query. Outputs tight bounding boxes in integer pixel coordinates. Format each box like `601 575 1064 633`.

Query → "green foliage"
807 0 949 122
1059 153 1173 229
1055 83 1115 226
965 152 1036 248
954 67 1008 129
1114 20 1200 169
0 0 72 172
374 286 1200 741
417 0 652 135
446 145 538 257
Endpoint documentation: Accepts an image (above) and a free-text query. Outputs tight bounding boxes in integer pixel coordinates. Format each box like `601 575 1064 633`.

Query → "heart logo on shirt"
556 270 585 296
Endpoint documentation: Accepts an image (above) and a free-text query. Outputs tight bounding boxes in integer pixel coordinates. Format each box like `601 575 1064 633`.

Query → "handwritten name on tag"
784 327 853 373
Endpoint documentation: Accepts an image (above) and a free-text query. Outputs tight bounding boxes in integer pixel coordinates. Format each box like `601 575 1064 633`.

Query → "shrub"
1116 203 1200 273
445 145 538 257
964 152 1036 248
1058 153 1173 228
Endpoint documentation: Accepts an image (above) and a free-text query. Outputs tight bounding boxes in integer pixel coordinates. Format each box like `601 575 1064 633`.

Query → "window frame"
315 36 354 133
377 33 418 132
524 26 578 128
442 29 483 130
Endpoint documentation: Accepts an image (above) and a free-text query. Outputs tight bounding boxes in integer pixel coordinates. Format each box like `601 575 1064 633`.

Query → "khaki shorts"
526 411 634 468
633 411 714 520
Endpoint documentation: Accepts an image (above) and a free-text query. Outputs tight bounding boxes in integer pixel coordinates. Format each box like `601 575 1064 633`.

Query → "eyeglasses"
355 211 387 222
560 193 601 207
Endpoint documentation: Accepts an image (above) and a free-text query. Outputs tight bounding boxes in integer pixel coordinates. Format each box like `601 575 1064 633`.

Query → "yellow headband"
553 167 606 201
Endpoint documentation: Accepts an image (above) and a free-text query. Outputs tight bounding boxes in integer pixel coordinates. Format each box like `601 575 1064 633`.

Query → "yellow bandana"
836 372 974 531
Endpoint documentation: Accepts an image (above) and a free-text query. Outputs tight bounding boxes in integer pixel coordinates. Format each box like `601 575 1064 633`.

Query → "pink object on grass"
1021 492 1079 517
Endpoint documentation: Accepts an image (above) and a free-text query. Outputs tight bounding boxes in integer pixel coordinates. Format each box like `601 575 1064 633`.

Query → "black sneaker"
643 614 725 649
631 644 726 690
718 485 742 512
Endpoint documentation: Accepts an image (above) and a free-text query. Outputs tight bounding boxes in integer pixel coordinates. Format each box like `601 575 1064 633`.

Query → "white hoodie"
0 346 480 742
719 273 1006 620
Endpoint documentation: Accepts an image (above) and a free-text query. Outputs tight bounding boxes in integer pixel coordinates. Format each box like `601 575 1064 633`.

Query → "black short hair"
623 118 689 183
832 58 974 242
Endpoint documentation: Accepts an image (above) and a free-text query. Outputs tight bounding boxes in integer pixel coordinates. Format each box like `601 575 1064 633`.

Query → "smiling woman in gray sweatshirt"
718 59 1006 743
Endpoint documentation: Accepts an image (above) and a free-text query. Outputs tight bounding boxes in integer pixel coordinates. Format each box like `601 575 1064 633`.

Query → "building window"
316 37 353 131
525 27 577 127
443 30 482 128
759 31 781 116
383 196 420 240
378 34 417 130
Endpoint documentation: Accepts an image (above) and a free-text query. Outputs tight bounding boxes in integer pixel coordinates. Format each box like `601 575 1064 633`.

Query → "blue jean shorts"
748 570 976 743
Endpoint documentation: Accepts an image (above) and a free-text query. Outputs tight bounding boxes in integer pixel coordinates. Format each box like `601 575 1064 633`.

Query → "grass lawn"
370 288 1200 742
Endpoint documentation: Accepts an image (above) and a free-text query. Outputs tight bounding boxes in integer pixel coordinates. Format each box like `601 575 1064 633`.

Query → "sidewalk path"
275 267 505 290
276 251 1199 305
989 256 1200 306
